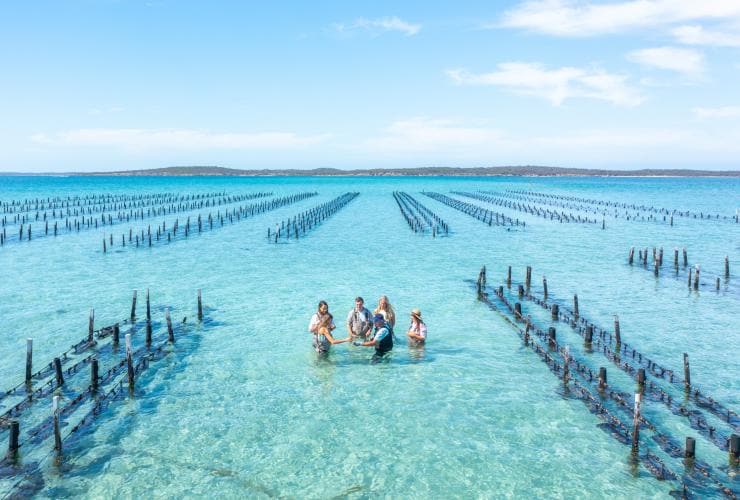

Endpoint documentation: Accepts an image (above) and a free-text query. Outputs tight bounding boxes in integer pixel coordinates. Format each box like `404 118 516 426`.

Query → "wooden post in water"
514 302 522 320
584 325 593 345
53 395 62 453
551 303 559 321
548 327 556 348
543 276 548 300
507 266 512 288
693 266 700 290
683 248 688 267
126 334 134 394
113 323 120 345
146 289 151 322
726 256 730 278
730 434 740 463
631 393 642 454
687 268 692 288
53 357 64 386
614 315 621 346
197 289 203 321
685 437 695 460
7 420 19 459
598 367 607 390
716 277 720 291
525 266 531 291
683 353 691 390
88 309 94 343
518 284 524 298
91 358 99 392
637 368 645 386
131 289 137 320
25 338 33 385
628 247 634 265
573 295 579 320
166 308 174 342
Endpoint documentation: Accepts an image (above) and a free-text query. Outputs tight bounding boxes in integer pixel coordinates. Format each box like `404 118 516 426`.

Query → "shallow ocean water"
0 175 738 498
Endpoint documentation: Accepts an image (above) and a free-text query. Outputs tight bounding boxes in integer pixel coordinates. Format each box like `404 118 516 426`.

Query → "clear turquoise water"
0 175 738 498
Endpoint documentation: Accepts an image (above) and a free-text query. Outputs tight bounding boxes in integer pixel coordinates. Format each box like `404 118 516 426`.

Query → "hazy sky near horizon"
2 0 740 172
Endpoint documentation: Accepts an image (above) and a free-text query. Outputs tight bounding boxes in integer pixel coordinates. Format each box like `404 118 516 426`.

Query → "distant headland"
4 166 740 177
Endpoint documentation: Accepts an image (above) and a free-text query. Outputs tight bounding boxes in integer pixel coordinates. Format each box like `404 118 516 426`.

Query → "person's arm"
324 329 350 345
407 323 426 341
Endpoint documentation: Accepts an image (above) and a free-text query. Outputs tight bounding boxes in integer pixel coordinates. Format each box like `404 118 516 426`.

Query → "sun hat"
373 314 385 323
410 308 422 320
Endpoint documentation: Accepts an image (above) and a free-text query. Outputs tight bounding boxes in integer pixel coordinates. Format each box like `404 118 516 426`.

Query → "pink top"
410 322 427 339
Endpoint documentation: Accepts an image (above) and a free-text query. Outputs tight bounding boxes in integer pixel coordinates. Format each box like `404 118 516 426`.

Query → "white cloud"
446 63 643 106
499 0 740 37
693 106 740 119
672 25 740 47
31 129 331 151
365 118 504 153
333 16 421 36
627 47 705 76
360 118 740 167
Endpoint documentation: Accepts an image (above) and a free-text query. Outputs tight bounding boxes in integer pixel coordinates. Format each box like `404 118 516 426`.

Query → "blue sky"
2 0 740 172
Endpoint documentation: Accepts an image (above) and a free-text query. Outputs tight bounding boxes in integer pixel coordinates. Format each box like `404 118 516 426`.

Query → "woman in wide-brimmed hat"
406 308 427 344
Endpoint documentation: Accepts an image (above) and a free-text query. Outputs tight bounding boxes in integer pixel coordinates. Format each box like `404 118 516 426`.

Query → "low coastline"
3 165 740 177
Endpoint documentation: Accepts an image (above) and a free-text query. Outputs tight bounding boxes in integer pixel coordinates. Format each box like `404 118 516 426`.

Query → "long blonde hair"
374 295 396 327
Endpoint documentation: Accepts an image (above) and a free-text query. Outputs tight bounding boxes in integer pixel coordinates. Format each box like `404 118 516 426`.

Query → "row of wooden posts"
1 192 273 247
506 188 734 222
392 191 449 237
628 246 732 291
102 192 318 252
3 289 205 462
496 189 682 224
421 192 524 228
268 192 359 242
0 191 229 216
475 267 739 496
453 190 599 225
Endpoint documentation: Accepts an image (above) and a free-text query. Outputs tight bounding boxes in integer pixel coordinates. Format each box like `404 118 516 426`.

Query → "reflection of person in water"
308 301 350 354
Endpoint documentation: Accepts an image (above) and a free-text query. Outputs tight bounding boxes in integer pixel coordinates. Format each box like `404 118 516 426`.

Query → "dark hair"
318 300 328 312
355 296 364 303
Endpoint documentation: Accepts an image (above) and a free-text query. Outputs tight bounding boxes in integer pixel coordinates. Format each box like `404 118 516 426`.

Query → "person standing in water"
373 295 396 329
354 314 393 360
406 308 427 345
346 296 374 339
308 301 350 354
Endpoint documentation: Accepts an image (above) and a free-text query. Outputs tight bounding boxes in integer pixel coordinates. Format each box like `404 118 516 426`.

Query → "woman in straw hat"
407 308 427 344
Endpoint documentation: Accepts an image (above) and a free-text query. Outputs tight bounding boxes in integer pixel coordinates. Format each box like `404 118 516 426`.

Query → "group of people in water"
308 295 427 359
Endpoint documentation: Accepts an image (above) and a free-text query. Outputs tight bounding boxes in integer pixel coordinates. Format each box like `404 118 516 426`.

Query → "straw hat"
410 308 422 320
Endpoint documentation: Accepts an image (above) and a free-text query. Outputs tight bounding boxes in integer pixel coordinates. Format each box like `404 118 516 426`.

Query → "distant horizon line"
2 165 740 177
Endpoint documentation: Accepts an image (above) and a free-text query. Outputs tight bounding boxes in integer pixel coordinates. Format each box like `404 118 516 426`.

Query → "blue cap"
373 314 385 323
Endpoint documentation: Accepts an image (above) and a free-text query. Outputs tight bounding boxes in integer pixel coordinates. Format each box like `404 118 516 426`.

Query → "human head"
378 295 388 309
373 314 385 326
355 296 364 309
318 300 328 314
411 308 423 324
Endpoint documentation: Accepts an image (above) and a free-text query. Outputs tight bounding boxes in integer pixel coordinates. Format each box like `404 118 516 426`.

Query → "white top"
308 313 335 333
409 322 427 339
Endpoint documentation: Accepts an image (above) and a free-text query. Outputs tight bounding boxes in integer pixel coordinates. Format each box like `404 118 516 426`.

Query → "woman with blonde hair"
373 295 396 328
